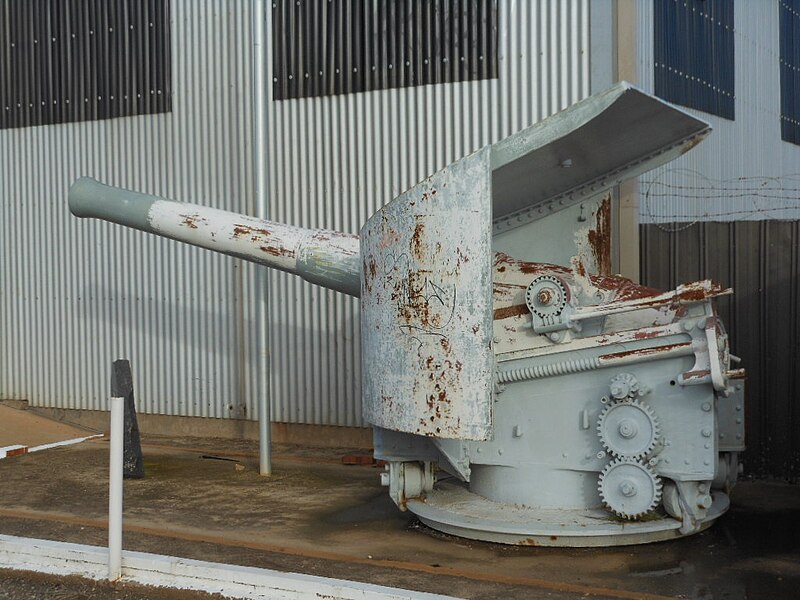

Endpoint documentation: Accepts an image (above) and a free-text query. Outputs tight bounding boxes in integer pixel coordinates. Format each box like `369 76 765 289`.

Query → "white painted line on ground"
0 435 104 460
0 534 460 600
0 445 27 459
28 434 104 453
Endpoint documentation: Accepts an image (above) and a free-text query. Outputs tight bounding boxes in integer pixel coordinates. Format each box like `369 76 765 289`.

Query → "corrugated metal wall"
266 0 592 426
638 1 800 223
637 2 800 480
1 0 595 428
641 222 800 480
0 1 267 419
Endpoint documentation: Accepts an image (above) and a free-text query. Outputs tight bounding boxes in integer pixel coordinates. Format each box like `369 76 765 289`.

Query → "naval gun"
69 83 745 546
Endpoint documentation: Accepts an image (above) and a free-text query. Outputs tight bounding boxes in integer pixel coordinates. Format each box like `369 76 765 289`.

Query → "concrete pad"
0 404 99 448
0 437 797 599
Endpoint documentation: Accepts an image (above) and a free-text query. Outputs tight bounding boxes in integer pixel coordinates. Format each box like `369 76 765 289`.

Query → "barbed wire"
641 168 800 231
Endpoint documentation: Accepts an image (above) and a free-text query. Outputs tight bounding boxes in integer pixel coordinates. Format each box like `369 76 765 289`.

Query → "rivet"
702 428 712 437
702 402 712 412
498 448 503 456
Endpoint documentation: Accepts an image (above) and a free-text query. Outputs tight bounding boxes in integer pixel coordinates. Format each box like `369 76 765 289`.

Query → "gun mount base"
407 482 729 547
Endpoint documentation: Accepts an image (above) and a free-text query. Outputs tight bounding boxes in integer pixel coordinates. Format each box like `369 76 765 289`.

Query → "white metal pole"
108 396 124 580
253 0 272 476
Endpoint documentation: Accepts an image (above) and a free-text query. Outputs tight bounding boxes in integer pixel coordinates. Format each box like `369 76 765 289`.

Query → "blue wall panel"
654 0 734 120
781 0 800 145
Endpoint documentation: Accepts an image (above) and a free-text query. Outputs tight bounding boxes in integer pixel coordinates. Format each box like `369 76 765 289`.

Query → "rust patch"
493 304 529 321
632 329 662 341
363 255 379 294
179 213 204 229
682 369 711 379
259 245 293 258
572 256 587 278
232 223 274 241
518 538 539 546
680 134 704 154
494 252 571 277
727 368 746 379
599 342 691 361
587 196 612 276
411 221 426 259
590 275 662 302
395 270 455 330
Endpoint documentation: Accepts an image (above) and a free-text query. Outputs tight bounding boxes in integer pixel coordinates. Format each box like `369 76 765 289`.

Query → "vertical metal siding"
266 0 592 426
0 1 261 419
638 0 800 223
641 222 800 480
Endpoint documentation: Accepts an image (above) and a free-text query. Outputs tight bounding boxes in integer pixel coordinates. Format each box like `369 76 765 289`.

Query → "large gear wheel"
597 399 660 459
598 457 663 520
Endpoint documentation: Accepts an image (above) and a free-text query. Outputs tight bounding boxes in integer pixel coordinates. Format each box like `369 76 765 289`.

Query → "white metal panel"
0 1 262 419
637 1 800 223
267 0 592 426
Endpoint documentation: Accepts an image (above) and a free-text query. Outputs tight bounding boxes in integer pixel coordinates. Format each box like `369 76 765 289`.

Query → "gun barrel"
69 178 361 296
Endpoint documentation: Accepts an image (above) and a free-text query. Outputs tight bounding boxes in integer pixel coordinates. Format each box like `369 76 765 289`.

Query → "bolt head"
619 481 637 497
610 382 629 399
537 287 556 306
618 419 638 439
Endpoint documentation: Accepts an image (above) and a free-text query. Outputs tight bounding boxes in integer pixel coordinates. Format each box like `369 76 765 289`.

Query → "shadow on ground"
0 436 798 600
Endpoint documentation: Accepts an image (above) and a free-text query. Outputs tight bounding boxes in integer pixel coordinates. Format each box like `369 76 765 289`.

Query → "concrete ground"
0 403 96 448
0 409 798 599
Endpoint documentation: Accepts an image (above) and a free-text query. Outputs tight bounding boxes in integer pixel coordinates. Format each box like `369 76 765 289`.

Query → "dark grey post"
110 360 144 479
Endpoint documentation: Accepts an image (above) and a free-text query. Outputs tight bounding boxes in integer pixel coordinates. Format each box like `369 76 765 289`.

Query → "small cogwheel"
598 457 663 520
608 373 640 400
597 399 660 459
525 275 569 319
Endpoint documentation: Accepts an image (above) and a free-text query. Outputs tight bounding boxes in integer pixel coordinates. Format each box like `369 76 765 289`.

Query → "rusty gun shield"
360 147 495 441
